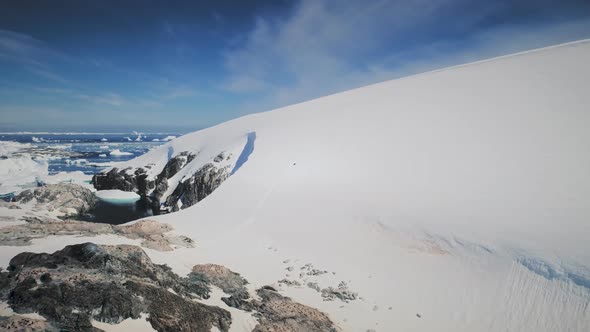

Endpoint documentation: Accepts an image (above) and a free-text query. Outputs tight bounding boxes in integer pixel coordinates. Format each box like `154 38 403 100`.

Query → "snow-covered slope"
119 40 590 331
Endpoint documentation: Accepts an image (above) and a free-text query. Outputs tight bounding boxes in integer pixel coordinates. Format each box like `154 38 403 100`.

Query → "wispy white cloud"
75 92 125 106
0 31 168 110
0 29 72 83
223 0 590 113
164 85 199 99
26 66 69 84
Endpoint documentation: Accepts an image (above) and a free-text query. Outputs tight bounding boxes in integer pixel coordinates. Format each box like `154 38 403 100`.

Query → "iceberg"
110 149 133 156
0 155 48 194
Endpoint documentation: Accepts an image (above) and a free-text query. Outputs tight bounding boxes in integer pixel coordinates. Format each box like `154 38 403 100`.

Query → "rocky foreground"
0 243 339 332
0 182 344 332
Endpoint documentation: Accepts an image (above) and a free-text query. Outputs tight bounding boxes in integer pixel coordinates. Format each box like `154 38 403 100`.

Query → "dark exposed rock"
278 279 301 287
221 294 256 312
165 163 231 212
320 281 358 302
0 243 230 332
92 167 137 192
300 263 329 276
39 273 51 283
160 152 194 180
213 153 225 163
151 152 196 206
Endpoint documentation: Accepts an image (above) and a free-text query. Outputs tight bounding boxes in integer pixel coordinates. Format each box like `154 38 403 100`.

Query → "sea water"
0 132 179 175
0 132 181 223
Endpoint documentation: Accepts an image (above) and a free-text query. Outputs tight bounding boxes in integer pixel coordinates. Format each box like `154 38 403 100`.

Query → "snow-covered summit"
98 40 590 331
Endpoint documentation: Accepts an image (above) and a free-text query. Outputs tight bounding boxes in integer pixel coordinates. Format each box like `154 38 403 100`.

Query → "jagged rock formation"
152 151 197 202
92 166 139 192
14 184 96 217
0 243 230 332
165 162 231 212
92 151 232 213
92 152 196 196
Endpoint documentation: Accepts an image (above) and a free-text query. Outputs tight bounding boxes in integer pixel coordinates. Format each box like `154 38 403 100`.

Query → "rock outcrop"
0 218 194 251
252 288 339 332
190 264 252 310
92 151 231 213
165 162 231 212
0 243 230 332
15 184 96 218
0 243 340 332
92 166 139 192
190 265 339 332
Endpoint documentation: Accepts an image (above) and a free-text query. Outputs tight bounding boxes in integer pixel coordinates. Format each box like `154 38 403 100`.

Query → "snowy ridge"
96 40 590 331
105 131 251 181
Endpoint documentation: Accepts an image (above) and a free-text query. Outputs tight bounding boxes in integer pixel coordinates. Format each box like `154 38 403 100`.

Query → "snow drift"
95 40 590 331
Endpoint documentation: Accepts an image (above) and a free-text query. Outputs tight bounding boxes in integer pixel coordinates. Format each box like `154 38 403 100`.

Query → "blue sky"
1 0 589 133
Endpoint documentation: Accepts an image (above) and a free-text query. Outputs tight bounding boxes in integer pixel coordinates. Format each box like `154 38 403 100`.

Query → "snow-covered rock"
92 135 252 212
